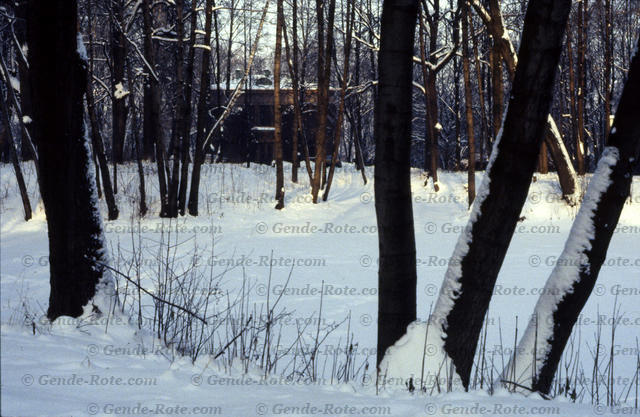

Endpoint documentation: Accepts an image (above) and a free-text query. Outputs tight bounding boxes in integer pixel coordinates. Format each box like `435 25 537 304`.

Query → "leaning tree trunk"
27 0 112 320
379 0 572 390
374 0 419 369
87 0 119 221
472 0 579 203
503 36 640 396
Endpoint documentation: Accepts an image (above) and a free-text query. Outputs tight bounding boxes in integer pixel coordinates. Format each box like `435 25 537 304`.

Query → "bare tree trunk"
472 0 578 202
142 0 169 217
167 0 187 217
0 82 32 220
576 0 587 175
380 0 573 388
27 0 112 319
188 0 214 216
374 0 418 368
462 4 476 206
177 0 198 216
323 0 354 201
311 0 336 203
87 0 119 220
282 2 313 183
504 38 640 395
111 0 127 193
274 0 285 209
127 55 148 217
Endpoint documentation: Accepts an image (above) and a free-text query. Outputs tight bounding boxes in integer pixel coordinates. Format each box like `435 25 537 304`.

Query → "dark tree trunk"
274 0 285 210
111 0 128 193
506 36 640 396
15 0 35 161
177 0 198 216
27 0 110 320
311 0 336 203
188 0 214 216
462 4 476 206
374 0 418 368
323 0 354 201
142 0 169 217
87 0 119 220
436 0 572 388
0 82 32 221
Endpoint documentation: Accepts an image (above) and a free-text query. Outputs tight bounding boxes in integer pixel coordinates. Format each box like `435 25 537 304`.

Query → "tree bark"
87 0 119 220
504 37 640 395
462 4 476 206
0 81 32 221
188 0 214 216
431 0 572 388
142 0 169 217
111 0 128 193
27 0 111 319
323 0 354 201
374 0 419 368
274 0 285 210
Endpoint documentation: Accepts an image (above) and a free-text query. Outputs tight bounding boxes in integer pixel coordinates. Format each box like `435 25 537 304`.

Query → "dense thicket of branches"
2 1 636 212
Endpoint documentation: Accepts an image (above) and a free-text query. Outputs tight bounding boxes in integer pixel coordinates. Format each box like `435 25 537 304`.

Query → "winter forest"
0 0 639 415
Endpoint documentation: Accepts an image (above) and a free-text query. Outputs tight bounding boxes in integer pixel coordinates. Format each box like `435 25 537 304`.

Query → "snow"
501 146 621 391
379 112 507 391
9 76 20 93
22 116 32 124
1 161 639 416
113 82 129 100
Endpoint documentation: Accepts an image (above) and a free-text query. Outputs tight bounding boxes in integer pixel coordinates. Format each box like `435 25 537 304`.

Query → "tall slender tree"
374 0 419 368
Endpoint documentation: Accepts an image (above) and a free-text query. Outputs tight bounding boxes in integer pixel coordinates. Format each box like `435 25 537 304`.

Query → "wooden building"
210 88 336 165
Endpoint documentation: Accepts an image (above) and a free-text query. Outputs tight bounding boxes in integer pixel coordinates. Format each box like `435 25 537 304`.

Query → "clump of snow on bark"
9 76 20 92
76 33 88 61
114 82 129 99
22 116 32 124
500 146 620 391
379 113 507 391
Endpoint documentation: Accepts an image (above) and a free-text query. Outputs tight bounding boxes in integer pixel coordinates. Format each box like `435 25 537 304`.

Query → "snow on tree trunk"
379 0 572 391
502 37 640 395
27 0 114 320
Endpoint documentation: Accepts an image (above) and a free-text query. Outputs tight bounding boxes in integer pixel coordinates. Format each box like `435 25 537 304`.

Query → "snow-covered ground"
1 161 639 416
